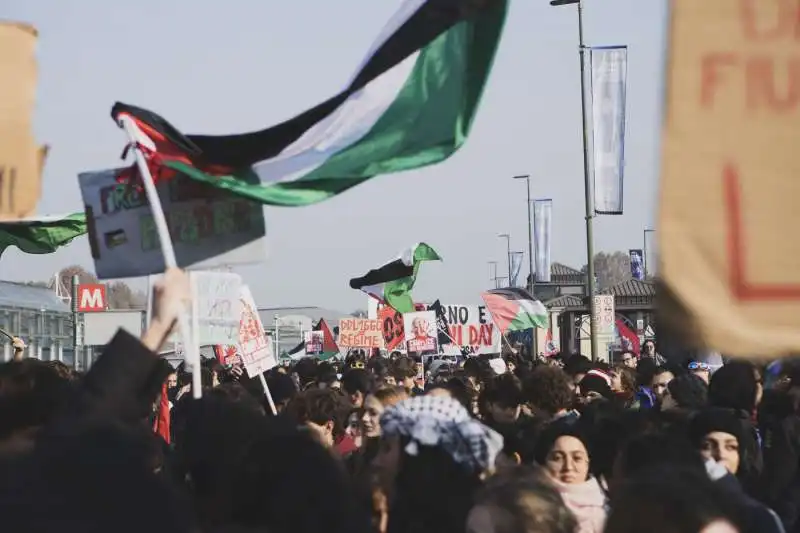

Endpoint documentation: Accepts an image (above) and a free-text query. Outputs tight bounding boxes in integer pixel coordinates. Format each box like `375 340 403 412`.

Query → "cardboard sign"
659 0 800 356
403 311 439 356
440 304 501 355
379 306 405 351
77 283 106 312
79 170 267 279
191 271 242 345
238 286 277 378
0 23 43 219
338 318 384 348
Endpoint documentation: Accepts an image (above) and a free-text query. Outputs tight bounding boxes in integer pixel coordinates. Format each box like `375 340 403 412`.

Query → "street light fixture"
549 0 599 361
512 175 535 295
498 234 511 286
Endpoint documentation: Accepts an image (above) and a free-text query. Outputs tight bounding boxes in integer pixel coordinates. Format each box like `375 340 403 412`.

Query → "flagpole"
119 115 202 399
549 0 598 361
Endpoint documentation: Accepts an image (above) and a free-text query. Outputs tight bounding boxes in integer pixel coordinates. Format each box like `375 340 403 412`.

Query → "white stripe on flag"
533 199 552 283
589 46 628 215
252 51 419 184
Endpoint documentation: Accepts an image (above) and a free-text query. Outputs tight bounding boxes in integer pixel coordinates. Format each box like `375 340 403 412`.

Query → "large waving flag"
481 287 549 332
0 212 87 257
350 243 441 314
111 0 508 206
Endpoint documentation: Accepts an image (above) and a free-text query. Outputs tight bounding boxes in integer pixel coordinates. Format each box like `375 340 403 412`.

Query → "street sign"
592 295 615 335
77 283 106 312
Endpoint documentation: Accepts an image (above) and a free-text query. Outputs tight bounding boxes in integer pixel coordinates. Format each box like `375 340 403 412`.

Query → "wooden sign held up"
0 22 44 219
659 0 800 358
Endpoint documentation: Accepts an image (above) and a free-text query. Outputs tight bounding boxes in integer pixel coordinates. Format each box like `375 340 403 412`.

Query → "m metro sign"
77 284 106 312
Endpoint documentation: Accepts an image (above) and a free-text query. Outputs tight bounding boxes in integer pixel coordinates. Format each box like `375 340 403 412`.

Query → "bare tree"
582 251 632 290
29 265 145 309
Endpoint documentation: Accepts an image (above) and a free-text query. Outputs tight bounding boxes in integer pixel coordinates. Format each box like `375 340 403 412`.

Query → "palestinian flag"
111 0 508 206
481 287 549 332
316 318 340 361
349 243 441 314
0 212 87 257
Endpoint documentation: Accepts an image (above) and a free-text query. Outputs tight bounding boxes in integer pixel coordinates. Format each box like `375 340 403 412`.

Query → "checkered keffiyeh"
379 395 504 473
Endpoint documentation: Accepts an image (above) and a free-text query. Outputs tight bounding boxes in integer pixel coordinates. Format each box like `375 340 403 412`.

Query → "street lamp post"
512 175 541 358
512 175 535 295
643 228 655 278
488 261 499 288
550 0 598 361
498 234 511 286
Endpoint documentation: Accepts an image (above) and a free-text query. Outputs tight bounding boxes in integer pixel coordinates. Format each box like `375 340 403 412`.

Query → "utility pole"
549 0 598 360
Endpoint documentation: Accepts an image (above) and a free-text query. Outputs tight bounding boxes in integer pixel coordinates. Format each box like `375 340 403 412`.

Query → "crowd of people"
0 269 798 533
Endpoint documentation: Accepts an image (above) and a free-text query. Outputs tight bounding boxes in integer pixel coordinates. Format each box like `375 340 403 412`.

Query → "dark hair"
523 366 574 416
613 431 705 481
709 361 758 413
0 359 75 440
533 418 591 467
285 388 348 438
606 467 743 533
666 373 708 410
482 374 524 410
391 357 416 380
472 466 577 533
341 369 372 397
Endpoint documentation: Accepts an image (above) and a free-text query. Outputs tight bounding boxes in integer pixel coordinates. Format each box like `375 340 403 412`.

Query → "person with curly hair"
523 366 576 421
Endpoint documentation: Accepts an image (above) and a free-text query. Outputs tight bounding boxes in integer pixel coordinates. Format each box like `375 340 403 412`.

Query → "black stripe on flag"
349 258 414 289
111 0 485 170
485 287 536 301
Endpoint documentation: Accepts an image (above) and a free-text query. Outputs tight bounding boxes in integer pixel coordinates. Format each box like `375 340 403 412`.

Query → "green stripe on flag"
163 2 507 206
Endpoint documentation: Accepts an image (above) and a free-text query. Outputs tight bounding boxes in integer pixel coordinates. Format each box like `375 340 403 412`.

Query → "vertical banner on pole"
532 199 552 283
629 249 645 281
588 46 628 215
509 252 523 287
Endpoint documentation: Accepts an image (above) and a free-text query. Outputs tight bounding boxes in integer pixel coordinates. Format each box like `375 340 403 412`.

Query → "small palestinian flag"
481 287 549 332
111 0 508 206
350 243 441 314
0 212 87 257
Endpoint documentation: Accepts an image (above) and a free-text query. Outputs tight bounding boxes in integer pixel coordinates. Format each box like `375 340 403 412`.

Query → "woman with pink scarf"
534 418 607 533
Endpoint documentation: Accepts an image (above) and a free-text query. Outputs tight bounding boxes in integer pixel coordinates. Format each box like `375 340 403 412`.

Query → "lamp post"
498 234 511 287
549 0 598 361
488 261 499 289
643 228 655 278
512 175 535 295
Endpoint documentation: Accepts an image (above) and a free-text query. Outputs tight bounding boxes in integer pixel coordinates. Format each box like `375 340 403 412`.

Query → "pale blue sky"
2 0 666 311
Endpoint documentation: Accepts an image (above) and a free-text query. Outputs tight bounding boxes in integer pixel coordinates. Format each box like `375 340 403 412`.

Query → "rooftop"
600 279 656 298
0 281 70 313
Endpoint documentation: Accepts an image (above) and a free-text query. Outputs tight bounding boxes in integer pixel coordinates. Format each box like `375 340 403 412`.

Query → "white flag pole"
118 115 203 399
258 373 278 415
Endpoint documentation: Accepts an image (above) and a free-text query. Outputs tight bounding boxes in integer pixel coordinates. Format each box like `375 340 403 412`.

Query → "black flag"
428 300 452 347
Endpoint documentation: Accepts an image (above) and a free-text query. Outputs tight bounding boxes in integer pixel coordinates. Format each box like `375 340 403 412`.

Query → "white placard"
190 271 242 345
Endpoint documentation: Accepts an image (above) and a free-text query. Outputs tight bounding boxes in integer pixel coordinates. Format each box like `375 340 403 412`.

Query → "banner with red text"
440 304 501 355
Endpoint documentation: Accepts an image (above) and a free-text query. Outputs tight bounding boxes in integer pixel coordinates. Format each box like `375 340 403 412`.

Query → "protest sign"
190 271 242 345
304 331 324 355
79 170 266 279
0 22 43 219
338 318 384 348
659 0 800 356
403 311 438 356
379 305 405 351
238 286 277 378
440 304 501 355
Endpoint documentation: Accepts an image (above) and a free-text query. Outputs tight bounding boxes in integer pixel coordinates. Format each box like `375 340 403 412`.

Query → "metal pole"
576 0 599 361
489 261 498 288
643 228 655 278
499 234 511 286
71 274 79 370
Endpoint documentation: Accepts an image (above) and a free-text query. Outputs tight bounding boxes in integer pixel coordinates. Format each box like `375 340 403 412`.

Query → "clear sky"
2 0 667 312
